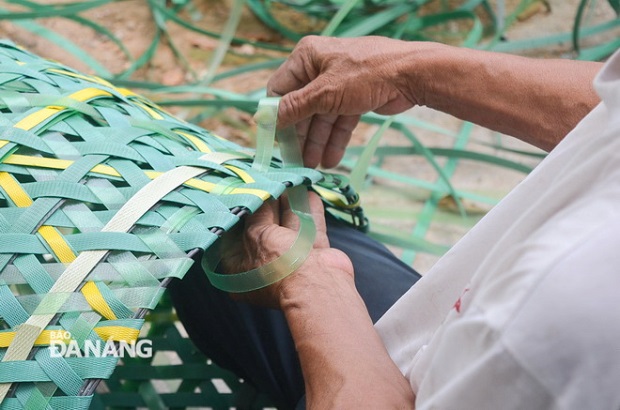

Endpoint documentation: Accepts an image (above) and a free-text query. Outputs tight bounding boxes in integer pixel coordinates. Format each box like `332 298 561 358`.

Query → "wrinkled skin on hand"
267 36 421 168
218 192 354 309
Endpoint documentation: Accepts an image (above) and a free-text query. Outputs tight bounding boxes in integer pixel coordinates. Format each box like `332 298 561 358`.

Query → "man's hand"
267 36 421 168
220 192 415 408
219 191 415 407
219 191 353 309
269 35 601 159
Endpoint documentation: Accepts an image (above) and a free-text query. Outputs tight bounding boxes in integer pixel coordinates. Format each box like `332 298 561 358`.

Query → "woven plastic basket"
88 292 277 409
0 40 363 409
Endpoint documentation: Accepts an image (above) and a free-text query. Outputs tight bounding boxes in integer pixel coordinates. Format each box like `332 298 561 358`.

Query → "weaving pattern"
89 294 276 409
0 40 322 409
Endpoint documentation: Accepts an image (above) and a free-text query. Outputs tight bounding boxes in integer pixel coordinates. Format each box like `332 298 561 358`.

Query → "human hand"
267 36 422 168
218 192 354 309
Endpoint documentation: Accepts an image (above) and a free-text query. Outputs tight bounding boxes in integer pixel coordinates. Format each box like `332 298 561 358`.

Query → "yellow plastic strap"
47 69 116 89
3 154 272 200
225 165 255 183
0 151 242 402
81 282 117 321
37 225 76 264
93 326 140 343
134 101 163 120
0 326 138 348
176 130 212 153
0 172 76 263
0 171 79 401
0 330 67 348
26 151 242 324
13 88 111 131
204 97 317 293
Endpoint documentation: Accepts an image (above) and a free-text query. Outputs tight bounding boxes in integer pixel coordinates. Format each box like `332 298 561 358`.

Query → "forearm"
281 268 415 409
400 42 602 151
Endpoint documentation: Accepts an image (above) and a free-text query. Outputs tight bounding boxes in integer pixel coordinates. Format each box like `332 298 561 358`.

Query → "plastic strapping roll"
203 97 317 293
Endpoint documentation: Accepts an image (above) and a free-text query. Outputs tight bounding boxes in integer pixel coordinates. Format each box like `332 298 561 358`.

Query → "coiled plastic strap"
204 97 317 293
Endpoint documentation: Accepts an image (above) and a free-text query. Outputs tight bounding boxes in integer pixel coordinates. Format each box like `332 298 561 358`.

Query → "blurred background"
0 1 618 407
0 0 617 272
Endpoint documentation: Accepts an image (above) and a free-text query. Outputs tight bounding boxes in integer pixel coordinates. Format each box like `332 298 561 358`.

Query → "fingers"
267 36 321 90
304 114 359 168
303 113 338 168
268 36 366 168
244 191 324 231
278 191 330 249
306 192 328 242
277 88 359 168
276 76 335 128
267 38 321 123
267 40 316 97
245 191 328 245
295 118 312 147
267 62 308 99
244 198 280 230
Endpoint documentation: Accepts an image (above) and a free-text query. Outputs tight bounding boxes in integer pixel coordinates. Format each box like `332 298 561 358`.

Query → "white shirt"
376 50 620 409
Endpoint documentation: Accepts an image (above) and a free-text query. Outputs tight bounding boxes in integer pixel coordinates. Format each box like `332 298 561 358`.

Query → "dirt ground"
0 0 617 272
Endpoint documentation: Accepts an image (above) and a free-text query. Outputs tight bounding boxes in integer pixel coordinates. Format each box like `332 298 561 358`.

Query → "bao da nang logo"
48 330 153 358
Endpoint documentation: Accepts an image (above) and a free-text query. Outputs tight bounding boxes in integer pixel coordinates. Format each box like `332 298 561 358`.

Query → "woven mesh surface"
0 40 322 409
89 295 276 410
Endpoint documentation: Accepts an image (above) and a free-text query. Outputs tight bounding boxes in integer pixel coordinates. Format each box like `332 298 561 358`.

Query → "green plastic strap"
0 151 242 403
14 386 51 410
0 92 105 121
91 281 133 319
35 348 83 396
204 185 315 292
0 126 54 153
0 395 93 410
0 357 116 383
0 258 193 286
251 97 278 172
204 97 317 293
16 288 161 314
277 126 305 167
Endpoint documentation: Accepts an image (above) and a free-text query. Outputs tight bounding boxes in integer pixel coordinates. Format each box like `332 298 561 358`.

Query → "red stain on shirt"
453 287 470 313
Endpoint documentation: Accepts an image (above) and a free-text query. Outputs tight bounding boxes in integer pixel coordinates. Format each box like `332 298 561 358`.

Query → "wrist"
277 251 415 409
392 41 454 108
278 250 355 312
